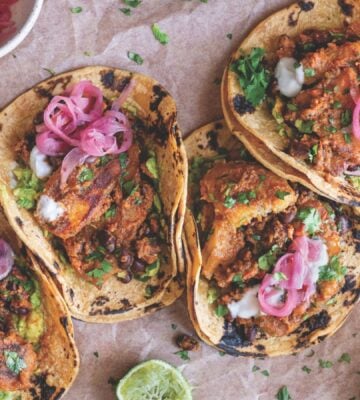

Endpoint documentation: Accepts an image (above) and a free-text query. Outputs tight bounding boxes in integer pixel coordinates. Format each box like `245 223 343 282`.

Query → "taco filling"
11 80 166 291
0 238 45 391
190 153 349 340
230 22 360 190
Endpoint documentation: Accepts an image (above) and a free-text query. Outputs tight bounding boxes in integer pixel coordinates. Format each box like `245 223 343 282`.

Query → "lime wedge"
116 359 192 400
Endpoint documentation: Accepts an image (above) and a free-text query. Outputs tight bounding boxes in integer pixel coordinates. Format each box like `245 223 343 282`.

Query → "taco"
184 121 360 356
0 208 78 398
223 0 360 206
0 66 187 322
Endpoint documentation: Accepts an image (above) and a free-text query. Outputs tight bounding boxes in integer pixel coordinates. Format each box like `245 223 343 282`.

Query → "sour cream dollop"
30 146 53 179
37 195 64 223
275 57 304 98
227 285 261 319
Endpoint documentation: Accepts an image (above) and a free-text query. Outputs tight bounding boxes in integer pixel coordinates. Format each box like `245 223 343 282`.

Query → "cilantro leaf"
276 386 292 400
127 51 143 65
231 47 270 107
123 0 141 7
70 6 82 13
275 191 290 200
146 156 159 179
119 7 131 15
319 359 333 368
174 350 190 361
296 207 321 235
215 304 229 317
151 23 169 45
319 256 346 281
78 167 94 182
338 353 351 363
4 351 27 375
302 365 311 374
258 245 280 271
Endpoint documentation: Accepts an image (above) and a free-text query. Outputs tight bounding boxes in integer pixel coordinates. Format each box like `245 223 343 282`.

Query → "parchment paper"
0 1 359 399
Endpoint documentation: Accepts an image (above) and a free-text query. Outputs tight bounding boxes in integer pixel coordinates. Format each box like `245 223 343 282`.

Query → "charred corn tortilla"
0 208 79 399
184 121 360 357
0 66 187 323
223 0 360 206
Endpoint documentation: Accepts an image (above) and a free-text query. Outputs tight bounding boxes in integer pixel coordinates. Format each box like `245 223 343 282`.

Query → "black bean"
117 249 134 270
132 259 146 273
279 207 297 224
117 271 133 284
97 230 116 253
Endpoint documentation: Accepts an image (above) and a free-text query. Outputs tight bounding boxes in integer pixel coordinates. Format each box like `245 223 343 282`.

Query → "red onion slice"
111 79 136 111
0 239 14 281
352 97 360 140
60 147 90 186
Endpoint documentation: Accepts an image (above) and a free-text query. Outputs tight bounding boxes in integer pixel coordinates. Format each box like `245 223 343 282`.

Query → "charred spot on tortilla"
206 129 220 151
53 261 60 271
15 216 23 228
233 94 255 115
297 310 331 336
317 334 327 342
100 70 115 88
298 1 315 12
341 274 356 293
91 296 110 307
144 302 162 313
30 373 57 399
35 87 52 100
221 321 254 348
338 0 354 16
150 85 168 112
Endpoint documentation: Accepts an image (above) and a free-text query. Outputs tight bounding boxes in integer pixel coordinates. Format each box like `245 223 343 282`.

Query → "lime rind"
116 359 192 400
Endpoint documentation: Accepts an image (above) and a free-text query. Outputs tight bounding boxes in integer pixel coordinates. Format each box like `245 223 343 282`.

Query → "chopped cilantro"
127 51 143 65
119 7 131 15
144 285 156 299
231 47 270 107
119 152 128 169
338 353 351 363
347 175 360 190
252 365 260 372
326 297 337 306
325 125 337 133
252 234 261 240
261 370 270 377
293 61 301 69
70 6 82 13
123 0 141 7
218 351 226 356
287 103 298 111
224 196 236 208
151 23 169 45
232 273 244 288
330 31 345 40
341 109 352 127
308 143 318 163
98 155 111 166
87 260 112 280
104 204 117 219
344 133 351 144
215 304 229 318
237 190 256 205
302 365 311 374
303 42 316 52
4 351 27 375
123 180 138 197
332 100 342 109
174 350 190 361
258 245 280 271
319 256 346 281
319 359 333 368
295 119 314 134
276 386 292 400
304 68 315 77
78 167 94 182
275 191 290 200
296 207 321 235
153 193 162 213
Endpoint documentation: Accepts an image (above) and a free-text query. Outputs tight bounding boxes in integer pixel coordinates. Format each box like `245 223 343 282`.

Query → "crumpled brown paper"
0 1 359 399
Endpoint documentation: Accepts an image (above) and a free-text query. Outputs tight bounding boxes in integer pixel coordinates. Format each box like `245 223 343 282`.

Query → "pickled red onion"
0 1 17 42
352 98 360 140
258 236 328 318
60 147 90 187
0 239 14 281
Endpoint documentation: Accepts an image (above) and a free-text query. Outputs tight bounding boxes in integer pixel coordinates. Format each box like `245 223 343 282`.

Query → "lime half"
116 359 192 400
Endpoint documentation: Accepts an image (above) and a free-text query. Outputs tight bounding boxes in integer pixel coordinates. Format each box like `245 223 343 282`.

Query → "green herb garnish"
304 68 315 77
319 359 333 368
151 23 169 45
215 304 229 318
338 353 351 363
287 103 298 111
4 351 27 375
207 287 218 304
174 350 190 361
302 365 311 374
258 245 280 271
276 386 292 400
127 51 144 65
296 207 321 235
119 7 131 15
70 6 82 13
231 47 270 107
252 365 260 372
87 260 112 280
319 256 346 281
146 156 159 179
78 167 94 182
13 167 43 210
344 133 351 144
332 100 342 109
341 109 352 127
104 204 117 219
275 191 290 200
43 67 55 76
232 273 244 288
308 144 318 163
295 119 314 134
123 0 141 7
